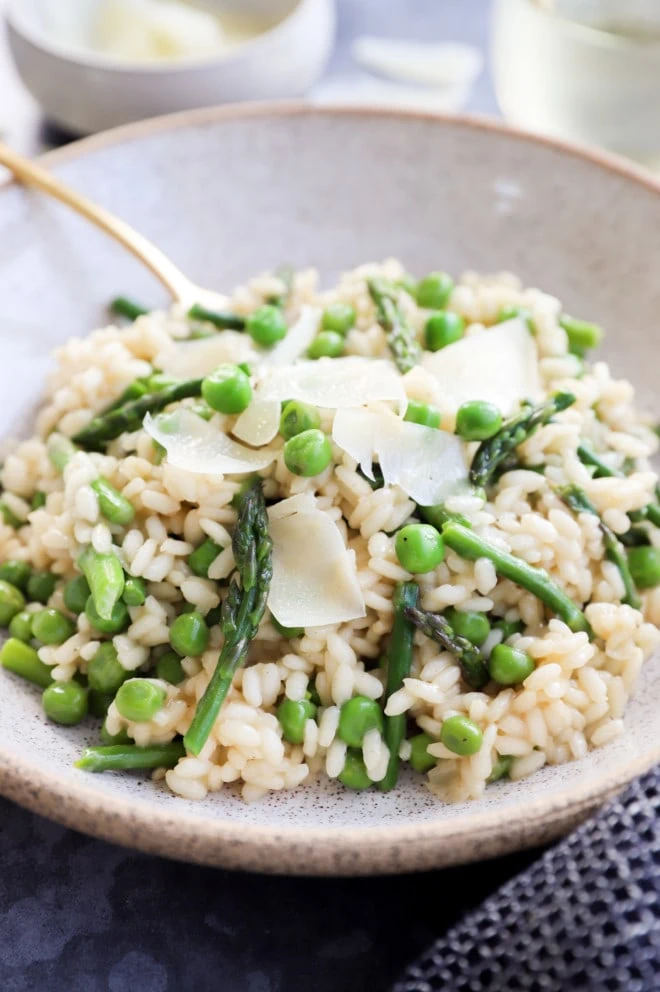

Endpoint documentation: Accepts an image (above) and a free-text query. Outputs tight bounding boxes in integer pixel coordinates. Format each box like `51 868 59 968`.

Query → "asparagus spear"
72 378 204 449
470 392 576 488
557 484 641 609
78 546 125 622
76 741 185 772
418 503 472 531
577 443 660 529
378 581 418 792
184 480 273 756
442 522 591 634
187 304 246 330
367 278 422 374
109 296 150 321
403 606 490 690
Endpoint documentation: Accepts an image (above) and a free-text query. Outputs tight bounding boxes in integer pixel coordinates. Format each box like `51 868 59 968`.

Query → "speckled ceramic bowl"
1 105 660 875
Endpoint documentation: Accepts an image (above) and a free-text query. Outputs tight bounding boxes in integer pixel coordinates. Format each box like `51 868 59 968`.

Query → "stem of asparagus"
109 297 150 321
378 581 419 792
78 546 125 621
577 443 660 530
184 480 273 756
367 278 422 374
188 304 246 330
442 522 591 635
404 606 490 689
76 741 185 772
470 392 576 488
418 503 472 531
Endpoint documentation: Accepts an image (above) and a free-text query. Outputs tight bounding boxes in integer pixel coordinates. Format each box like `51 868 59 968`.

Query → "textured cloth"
395 768 660 992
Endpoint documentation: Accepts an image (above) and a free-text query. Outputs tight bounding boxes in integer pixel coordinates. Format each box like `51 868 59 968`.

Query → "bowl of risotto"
1 105 660 875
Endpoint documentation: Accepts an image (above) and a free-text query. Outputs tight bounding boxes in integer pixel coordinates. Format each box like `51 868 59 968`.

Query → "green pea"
488 644 535 685
88 642 129 693
337 696 384 748
409 732 436 773
415 271 454 310
31 491 47 511
90 478 135 526
8 610 34 643
100 720 132 746
455 401 503 441
63 575 91 614
169 610 209 657
156 651 186 685
277 697 317 744
444 607 491 647
0 579 26 626
0 560 31 591
122 576 147 607
246 305 288 347
42 681 88 725
307 331 344 360
321 303 356 335
272 615 304 639
283 429 333 477
26 571 57 605
494 618 524 641
404 400 441 429
559 314 603 356
32 608 76 646
339 750 372 790
201 364 253 414
424 310 465 351
627 546 660 589
487 754 513 784
0 501 21 528
85 596 130 635
440 714 483 756
279 401 321 441
115 679 167 722
89 690 114 718
188 538 222 578
395 523 445 574
497 305 534 331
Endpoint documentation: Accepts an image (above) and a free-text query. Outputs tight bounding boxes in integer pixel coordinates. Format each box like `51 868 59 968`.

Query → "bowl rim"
4 0 327 75
2 101 660 875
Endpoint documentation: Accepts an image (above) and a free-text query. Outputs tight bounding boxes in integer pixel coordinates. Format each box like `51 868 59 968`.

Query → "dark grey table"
0 3 538 990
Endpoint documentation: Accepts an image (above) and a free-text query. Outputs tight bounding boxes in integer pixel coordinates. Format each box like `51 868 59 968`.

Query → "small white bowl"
5 0 335 134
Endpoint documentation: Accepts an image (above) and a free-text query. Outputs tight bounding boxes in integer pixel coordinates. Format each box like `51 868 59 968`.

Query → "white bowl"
5 0 335 134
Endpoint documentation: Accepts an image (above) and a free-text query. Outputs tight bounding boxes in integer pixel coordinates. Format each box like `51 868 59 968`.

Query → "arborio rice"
1 258 659 804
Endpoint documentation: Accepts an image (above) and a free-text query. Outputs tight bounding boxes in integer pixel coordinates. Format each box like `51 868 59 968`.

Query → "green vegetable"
85 596 130 635
339 750 373 790
559 314 603 356
46 433 78 472
442 522 590 634
76 741 186 773
100 722 132 746
0 560 31 591
31 491 47 510
337 695 384 748
8 610 34 642
188 538 222 578
31 608 75 646
470 392 576 489
321 303 356 335
494 618 524 641
202 364 253 414
279 400 321 440
0 501 20 528
115 678 166 722
577 443 660 532
283 429 332 477
187 303 245 330
73 378 204 450
78 547 125 621
88 642 129 694
246 305 287 346
404 400 441 429
90 478 135 526
424 310 465 351
109 296 150 321
122 576 147 607
368 278 421 374
404 605 489 690
418 503 472 531
0 637 52 687
190 400 214 421
627 546 660 590
156 651 186 685
89 690 114 718
395 523 445 573
308 331 344 359
409 732 436 773
444 607 491 647
277 697 317 744
26 571 57 605
42 681 88 725
63 575 91 614
415 271 454 309
487 754 513 784
497 305 533 330
378 581 419 792
558 484 640 609
488 643 535 685
440 714 483 756
184 480 273 756
456 401 503 442
271 616 304 639
0 579 25 626
169 610 210 657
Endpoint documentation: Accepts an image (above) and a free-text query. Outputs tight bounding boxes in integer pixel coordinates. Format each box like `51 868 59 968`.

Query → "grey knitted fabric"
394 768 660 992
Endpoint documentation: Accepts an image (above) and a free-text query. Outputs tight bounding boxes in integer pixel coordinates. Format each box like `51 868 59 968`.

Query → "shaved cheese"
255 357 406 411
232 399 281 447
332 407 468 505
156 331 256 379
144 409 276 475
421 318 541 415
268 492 317 521
267 306 322 365
269 506 365 627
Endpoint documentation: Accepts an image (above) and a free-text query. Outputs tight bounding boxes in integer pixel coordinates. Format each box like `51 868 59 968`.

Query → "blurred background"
2 0 659 169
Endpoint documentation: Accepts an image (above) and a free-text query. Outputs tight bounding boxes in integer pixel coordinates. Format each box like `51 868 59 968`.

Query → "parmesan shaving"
156 331 256 380
232 399 281 447
255 357 406 411
144 409 276 475
267 306 322 365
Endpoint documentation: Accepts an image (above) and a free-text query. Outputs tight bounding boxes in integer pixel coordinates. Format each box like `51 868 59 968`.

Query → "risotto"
0 259 659 804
